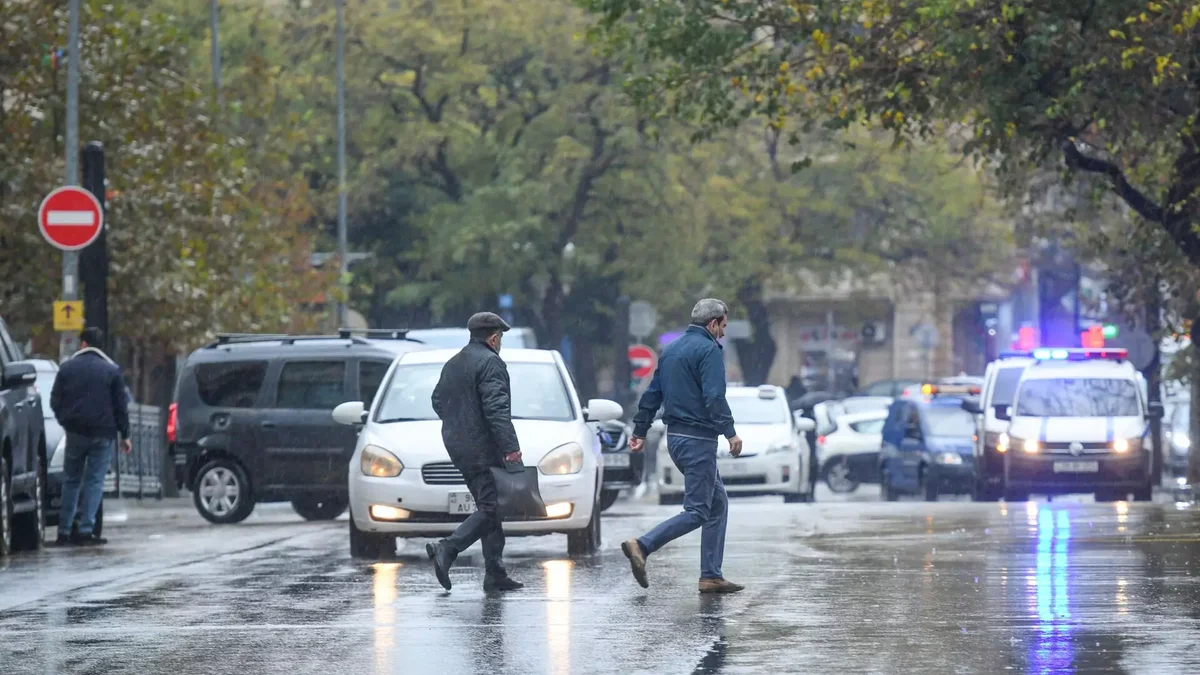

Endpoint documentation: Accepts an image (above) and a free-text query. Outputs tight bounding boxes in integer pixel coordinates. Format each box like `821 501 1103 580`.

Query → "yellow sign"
54 300 84 332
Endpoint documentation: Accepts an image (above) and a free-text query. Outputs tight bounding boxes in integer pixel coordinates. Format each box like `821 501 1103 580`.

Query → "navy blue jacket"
632 325 737 441
50 349 130 439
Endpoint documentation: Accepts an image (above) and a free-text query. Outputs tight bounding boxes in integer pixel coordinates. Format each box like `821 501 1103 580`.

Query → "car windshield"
990 367 1026 407
922 406 977 437
375 361 574 422
35 373 56 418
841 398 891 415
1015 378 1141 417
727 396 788 424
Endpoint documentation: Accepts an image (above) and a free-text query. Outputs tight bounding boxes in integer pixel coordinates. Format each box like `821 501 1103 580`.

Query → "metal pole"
60 0 82 361
825 308 836 392
211 0 221 107
335 0 349 329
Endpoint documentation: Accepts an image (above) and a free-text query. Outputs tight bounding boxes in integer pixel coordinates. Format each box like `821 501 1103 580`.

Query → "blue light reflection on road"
1029 507 1074 674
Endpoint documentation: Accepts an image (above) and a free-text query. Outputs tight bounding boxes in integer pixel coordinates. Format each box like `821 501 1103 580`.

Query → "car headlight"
1173 434 1191 452
935 451 964 465
1022 438 1039 454
539 442 584 475
996 433 1010 453
766 442 793 455
360 444 403 477
1112 438 1139 454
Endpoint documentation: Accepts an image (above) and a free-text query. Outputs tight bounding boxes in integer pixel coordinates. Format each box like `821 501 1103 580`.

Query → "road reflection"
1028 508 1072 674
544 559 573 675
371 562 400 673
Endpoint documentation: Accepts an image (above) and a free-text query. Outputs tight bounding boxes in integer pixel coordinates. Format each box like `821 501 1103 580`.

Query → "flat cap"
467 311 511 332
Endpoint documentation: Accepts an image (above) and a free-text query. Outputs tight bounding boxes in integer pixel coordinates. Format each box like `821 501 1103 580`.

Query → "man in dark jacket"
426 312 524 592
623 299 745 594
50 327 130 546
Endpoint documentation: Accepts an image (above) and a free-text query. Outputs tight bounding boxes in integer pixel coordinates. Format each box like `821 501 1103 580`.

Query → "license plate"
1054 461 1099 473
720 460 747 475
603 453 631 468
448 491 476 514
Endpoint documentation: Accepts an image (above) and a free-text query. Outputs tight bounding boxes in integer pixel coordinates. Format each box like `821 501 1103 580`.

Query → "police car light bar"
1000 348 1128 361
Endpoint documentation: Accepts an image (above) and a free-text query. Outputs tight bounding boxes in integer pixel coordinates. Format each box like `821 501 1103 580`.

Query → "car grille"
723 476 767 486
422 462 465 485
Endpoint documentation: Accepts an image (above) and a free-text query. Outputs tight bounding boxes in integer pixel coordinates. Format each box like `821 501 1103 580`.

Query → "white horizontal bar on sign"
47 210 95 226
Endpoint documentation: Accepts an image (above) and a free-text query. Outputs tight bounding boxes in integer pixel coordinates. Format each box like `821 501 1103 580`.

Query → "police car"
962 353 1035 501
995 348 1163 502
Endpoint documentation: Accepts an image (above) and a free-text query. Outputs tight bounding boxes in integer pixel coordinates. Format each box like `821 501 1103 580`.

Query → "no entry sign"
39 186 104 251
629 344 657 379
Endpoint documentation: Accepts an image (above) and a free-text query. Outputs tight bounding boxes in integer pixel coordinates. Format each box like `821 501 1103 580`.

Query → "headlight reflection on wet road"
372 562 400 673
544 559 573 675
1028 508 1072 674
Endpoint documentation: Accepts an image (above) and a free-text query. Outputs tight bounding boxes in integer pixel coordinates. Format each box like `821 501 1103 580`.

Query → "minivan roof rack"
206 333 371 348
337 327 416 341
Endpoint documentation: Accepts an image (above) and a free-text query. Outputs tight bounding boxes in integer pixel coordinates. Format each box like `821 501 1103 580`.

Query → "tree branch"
1061 141 1163 223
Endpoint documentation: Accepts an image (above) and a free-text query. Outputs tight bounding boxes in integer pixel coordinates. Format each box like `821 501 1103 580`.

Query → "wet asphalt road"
3 489 1200 675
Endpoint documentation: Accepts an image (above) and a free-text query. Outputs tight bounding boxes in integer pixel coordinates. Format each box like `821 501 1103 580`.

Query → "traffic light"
1102 324 1118 339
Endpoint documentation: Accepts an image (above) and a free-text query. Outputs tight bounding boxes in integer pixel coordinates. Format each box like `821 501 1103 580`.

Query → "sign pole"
60 0 82 361
334 0 349 329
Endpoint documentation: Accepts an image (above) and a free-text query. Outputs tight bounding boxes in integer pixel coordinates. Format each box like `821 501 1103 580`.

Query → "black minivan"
172 331 425 524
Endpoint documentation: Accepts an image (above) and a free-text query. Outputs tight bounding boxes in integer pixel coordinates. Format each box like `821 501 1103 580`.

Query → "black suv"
0 315 47 555
172 330 426 524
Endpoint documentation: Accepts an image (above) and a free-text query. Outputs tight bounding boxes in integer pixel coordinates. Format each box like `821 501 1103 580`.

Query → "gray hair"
690 298 728 326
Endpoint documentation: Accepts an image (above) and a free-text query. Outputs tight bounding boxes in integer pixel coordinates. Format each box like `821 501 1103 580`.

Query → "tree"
582 0 1200 266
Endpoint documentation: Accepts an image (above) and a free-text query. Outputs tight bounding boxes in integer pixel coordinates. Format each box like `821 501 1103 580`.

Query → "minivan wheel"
13 458 46 551
0 455 12 557
567 486 602 556
292 496 348 521
193 459 255 524
823 456 860 494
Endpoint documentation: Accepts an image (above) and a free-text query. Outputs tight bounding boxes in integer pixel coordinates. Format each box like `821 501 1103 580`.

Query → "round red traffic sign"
38 186 104 251
629 344 657 379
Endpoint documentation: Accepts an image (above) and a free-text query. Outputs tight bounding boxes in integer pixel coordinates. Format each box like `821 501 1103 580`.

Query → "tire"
823 456 860 494
348 510 392 558
881 466 899 502
1094 489 1124 503
783 490 808 504
1003 489 1030 503
0 455 12 557
599 489 620 512
658 492 684 506
12 455 46 552
921 467 938 502
192 458 255 524
291 496 349 521
1133 482 1154 502
972 481 1000 502
567 486 602 556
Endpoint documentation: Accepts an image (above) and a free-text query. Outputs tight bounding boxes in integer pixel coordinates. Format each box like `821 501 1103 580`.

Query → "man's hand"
504 451 522 464
629 436 645 453
728 436 743 457
121 438 133 455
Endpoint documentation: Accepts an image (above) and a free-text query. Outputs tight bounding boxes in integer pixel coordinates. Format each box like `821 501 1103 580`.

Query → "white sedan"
333 348 623 558
657 385 816 504
816 409 888 494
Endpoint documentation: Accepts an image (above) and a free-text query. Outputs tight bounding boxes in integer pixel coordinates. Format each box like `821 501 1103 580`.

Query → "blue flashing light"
1003 348 1128 362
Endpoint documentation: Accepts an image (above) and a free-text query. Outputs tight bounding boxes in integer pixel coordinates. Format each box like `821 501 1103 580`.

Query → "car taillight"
167 403 178 443
817 435 827 447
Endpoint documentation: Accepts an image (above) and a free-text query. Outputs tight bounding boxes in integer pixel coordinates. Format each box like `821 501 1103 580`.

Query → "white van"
963 354 1034 500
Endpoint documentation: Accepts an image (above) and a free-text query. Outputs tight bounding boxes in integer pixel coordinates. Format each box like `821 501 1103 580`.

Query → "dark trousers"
442 466 506 578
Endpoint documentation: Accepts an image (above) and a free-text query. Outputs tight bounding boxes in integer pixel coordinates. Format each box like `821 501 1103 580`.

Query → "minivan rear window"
195 361 268 408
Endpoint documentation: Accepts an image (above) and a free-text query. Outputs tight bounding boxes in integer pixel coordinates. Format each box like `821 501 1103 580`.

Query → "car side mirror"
332 401 367 426
1148 401 1164 420
993 405 1012 422
584 398 624 423
961 397 983 415
1 361 36 389
794 416 816 433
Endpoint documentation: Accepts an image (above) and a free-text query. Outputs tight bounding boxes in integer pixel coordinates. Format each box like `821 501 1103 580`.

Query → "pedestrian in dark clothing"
426 312 524 592
785 375 807 405
623 299 745 594
50 327 130 546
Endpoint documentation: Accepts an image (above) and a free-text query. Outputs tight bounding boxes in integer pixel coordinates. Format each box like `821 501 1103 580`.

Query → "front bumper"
348 467 595 537
659 454 806 496
928 463 975 494
1005 452 1150 493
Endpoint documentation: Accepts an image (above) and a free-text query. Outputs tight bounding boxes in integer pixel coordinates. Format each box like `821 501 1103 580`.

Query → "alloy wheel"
199 467 241 516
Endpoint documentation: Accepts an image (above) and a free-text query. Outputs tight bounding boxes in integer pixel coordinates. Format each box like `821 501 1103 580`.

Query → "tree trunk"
734 285 776 386
1190 316 1200 490
572 335 599 401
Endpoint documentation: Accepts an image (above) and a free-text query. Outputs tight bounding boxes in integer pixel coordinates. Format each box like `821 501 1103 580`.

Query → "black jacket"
431 340 521 471
50 348 130 439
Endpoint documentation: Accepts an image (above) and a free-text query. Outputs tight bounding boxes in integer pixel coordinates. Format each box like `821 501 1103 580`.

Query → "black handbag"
490 463 547 519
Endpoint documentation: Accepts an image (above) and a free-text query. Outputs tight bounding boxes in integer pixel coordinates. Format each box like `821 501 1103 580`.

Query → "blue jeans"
638 435 729 580
58 433 113 537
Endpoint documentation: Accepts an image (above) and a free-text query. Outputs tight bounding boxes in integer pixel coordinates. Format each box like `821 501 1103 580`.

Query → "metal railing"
104 403 164 499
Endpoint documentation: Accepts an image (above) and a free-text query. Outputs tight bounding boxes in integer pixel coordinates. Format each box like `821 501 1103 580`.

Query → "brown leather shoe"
699 577 744 594
621 539 650 588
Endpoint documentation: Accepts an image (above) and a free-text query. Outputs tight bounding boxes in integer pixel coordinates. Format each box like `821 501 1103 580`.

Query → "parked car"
30 359 65 528
835 396 894 417
597 420 642 511
817 409 888 493
0 315 47 554
1164 397 1191 480
172 330 428 524
879 385 980 501
657 385 817 505
335 347 621 557
404 327 538 349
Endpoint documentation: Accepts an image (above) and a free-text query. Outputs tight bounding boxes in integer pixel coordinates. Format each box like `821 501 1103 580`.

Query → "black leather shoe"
53 534 71 547
483 575 524 592
71 533 107 547
426 542 454 590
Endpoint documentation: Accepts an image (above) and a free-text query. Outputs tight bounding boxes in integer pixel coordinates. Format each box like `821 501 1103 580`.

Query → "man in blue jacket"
50 327 130 546
623 299 744 593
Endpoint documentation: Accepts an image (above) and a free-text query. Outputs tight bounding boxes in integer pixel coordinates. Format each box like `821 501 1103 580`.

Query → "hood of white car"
654 423 792 454
1008 416 1147 443
364 419 585 467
